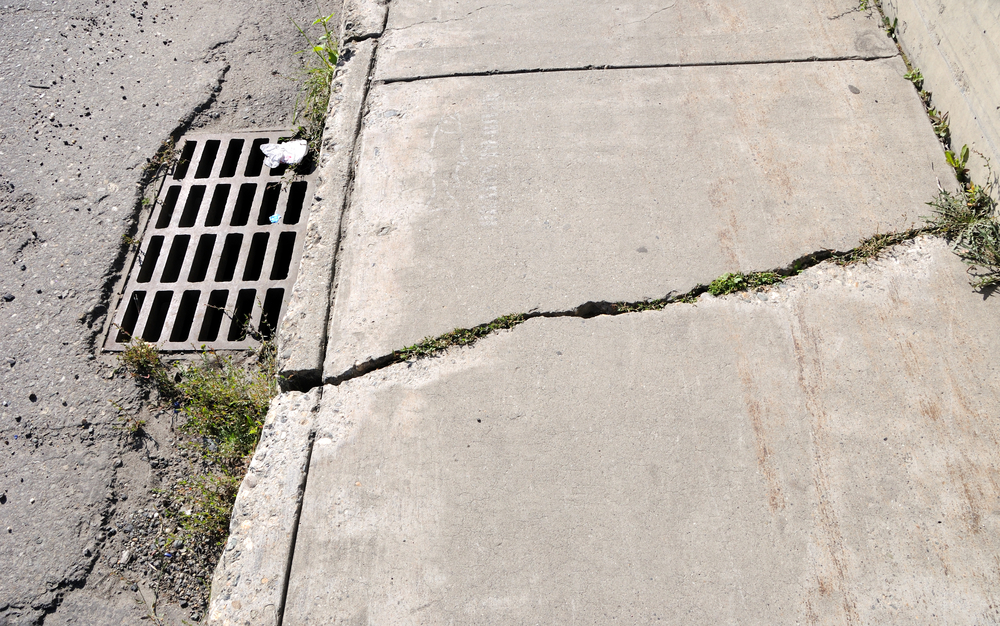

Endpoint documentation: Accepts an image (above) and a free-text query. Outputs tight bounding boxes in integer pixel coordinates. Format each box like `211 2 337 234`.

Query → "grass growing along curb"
291 4 339 156
118 339 278 547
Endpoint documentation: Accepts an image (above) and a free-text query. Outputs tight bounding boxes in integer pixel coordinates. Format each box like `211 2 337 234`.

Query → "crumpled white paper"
260 139 308 169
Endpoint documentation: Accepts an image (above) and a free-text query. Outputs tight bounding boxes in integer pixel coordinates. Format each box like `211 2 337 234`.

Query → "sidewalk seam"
377 53 901 85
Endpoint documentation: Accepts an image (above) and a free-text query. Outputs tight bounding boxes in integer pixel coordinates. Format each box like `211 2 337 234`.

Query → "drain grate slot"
106 130 317 351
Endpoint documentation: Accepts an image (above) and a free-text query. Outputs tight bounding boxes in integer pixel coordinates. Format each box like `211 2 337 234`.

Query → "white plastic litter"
260 139 308 169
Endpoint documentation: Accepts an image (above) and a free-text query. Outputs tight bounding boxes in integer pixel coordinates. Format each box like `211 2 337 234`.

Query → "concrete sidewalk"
211 0 1000 623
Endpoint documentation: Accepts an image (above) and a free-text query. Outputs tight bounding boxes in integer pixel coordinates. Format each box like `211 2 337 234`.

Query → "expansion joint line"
376 53 900 85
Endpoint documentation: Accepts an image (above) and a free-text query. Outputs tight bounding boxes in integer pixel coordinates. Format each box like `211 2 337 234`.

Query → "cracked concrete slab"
285 237 1000 624
322 57 949 381
376 0 898 80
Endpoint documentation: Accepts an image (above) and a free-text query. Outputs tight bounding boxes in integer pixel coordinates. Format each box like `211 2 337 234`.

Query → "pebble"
1 294 13 302
119 550 132 564
113 458 122 468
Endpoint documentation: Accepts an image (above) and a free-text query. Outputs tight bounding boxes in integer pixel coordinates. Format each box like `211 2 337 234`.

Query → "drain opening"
199 289 229 342
137 236 164 283
220 139 244 178
285 181 308 225
179 186 206 227
228 289 257 341
243 232 270 281
156 186 181 228
161 235 191 283
205 184 230 227
188 234 216 283
216 233 243 282
259 287 285 339
245 138 268 177
170 290 201 342
195 140 221 179
173 141 197 180
258 182 281 225
142 291 174 342
107 130 316 351
231 183 257 226
116 291 146 342
271 232 296 280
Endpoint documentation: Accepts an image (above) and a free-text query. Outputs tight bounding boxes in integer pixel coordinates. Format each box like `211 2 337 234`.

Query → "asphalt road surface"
0 0 339 623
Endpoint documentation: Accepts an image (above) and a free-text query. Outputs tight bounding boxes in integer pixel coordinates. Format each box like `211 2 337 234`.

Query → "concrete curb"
340 0 388 42
882 0 1000 183
207 388 321 626
277 39 376 387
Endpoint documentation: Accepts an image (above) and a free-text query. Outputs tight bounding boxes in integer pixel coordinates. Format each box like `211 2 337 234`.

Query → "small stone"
6 527 11 533
130 583 138 592
29 498 34 504
113 458 122 468
1 294 13 302
119 550 132 565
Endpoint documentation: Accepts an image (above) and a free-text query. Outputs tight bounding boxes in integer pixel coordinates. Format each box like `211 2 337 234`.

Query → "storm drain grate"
105 130 317 351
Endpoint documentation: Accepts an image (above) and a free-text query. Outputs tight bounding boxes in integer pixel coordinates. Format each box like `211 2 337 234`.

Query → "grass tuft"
395 314 526 360
707 271 783 296
118 338 278 546
926 172 1000 288
291 5 339 157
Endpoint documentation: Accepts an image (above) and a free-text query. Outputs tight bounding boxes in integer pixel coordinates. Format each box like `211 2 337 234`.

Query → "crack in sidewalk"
376 52 900 85
298 226 934 389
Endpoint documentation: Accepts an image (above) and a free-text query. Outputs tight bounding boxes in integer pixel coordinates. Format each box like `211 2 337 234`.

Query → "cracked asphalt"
0 0 339 623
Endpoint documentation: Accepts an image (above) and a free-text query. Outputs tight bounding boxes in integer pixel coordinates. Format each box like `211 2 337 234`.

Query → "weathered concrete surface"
340 0 389 42
882 0 1000 183
278 41 374 386
323 57 949 381
376 0 897 81
208 389 321 626
286 237 1000 624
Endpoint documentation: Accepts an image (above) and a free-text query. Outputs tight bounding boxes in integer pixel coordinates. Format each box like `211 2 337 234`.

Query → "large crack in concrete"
279 225 935 391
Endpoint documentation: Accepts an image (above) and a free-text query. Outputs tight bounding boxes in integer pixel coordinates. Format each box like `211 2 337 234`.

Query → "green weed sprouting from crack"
707 271 784 296
395 314 527 360
291 3 339 157
926 164 1000 288
834 227 930 266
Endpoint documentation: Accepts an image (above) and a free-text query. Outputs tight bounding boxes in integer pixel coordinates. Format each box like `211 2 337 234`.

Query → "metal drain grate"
105 130 316 351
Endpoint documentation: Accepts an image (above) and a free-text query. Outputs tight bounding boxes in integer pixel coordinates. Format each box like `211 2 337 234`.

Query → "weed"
903 68 924 90
291 3 339 156
177 346 277 469
396 314 526 360
707 271 783 296
883 15 898 38
117 336 279 557
926 163 1000 288
119 338 178 398
142 138 178 177
928 108 950 143
946 144 971 183
109 399 147 436
835 228 927 265
857 0 871 11
173 474 241 546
